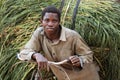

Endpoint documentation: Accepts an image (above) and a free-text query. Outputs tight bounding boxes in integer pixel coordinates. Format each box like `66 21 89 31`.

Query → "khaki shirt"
18 26 99 80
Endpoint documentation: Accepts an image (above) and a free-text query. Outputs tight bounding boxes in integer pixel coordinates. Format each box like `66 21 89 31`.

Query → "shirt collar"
59 26 66 41
40 28 44 35
40 25 66 41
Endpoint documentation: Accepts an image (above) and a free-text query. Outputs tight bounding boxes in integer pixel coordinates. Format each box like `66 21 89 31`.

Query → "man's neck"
45 27 61 41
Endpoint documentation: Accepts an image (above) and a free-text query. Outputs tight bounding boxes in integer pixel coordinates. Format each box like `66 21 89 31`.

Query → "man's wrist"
32 53 43 60
31 53 38 60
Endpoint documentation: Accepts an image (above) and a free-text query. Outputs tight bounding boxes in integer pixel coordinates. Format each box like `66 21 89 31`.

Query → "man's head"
41 6 61 36
41 6 61 22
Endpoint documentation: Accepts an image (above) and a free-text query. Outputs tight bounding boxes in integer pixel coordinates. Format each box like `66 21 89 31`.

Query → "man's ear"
40 19 43 26
40 19 42 23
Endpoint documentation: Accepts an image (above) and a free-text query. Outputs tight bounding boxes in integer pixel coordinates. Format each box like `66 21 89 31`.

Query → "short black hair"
41 6 61 21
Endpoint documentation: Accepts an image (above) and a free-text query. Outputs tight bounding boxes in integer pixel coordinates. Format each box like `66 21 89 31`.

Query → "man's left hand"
69 56 80 67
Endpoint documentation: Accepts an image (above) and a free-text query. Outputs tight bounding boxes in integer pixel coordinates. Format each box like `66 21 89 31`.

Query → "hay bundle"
0 0 120 80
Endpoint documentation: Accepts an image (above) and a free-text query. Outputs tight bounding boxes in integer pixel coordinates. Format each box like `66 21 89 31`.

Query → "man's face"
41 12 60 34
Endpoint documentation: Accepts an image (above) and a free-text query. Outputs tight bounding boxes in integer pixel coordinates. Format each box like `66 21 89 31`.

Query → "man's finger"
71 58 79 63
43 62 47 69
70 56 79 63
38 62 47 70
73 61 80 66
38 62 41 70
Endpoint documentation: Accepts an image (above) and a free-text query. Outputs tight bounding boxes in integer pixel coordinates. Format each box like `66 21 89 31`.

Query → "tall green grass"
0 0 120 80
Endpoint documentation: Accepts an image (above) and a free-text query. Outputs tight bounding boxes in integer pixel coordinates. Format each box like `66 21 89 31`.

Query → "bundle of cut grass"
0 0 120 80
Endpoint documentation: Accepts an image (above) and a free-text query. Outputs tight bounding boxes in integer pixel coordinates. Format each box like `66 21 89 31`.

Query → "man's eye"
53 20 57 22
44 19 49 22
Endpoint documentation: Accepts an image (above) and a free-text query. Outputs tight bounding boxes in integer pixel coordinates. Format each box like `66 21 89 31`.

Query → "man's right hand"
32 53 48 70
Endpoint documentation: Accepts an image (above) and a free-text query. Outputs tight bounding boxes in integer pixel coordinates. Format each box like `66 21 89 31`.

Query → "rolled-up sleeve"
74 33 93 66
18 29 42 61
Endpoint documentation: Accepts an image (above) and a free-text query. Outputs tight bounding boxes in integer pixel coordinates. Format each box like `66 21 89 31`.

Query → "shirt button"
65 76 67 79
59 68 62 71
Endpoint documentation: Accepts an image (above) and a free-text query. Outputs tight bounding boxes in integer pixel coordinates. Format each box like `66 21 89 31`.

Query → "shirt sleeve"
17 28 42 61
74 33 93 66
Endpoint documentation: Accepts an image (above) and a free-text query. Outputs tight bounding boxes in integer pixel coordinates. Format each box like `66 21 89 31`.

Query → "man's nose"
48 21 54 26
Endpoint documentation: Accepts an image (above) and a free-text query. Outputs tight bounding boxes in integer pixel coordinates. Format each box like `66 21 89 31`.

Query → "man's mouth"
46 28 54 31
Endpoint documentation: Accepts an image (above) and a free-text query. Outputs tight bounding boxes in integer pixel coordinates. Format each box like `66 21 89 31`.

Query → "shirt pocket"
60 48 73 60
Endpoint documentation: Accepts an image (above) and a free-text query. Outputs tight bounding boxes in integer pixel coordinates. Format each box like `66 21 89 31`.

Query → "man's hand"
69 56 80 67
32 53 48 70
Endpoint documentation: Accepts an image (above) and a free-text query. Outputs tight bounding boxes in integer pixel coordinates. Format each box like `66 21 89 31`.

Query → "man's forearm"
18 49 35 61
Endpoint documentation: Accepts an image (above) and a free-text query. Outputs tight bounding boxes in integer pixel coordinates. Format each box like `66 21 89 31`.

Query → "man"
18 6 99 80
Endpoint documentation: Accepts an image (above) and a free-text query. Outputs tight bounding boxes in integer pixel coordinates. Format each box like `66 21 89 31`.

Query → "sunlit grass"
0 0 120 80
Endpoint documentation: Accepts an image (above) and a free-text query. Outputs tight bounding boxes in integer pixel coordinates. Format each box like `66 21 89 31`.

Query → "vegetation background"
0 0 120 80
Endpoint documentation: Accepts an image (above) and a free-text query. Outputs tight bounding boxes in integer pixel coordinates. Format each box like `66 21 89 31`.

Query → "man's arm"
32 53 48 70
18 28 42 61
69 32 93 67
18 28 48 70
